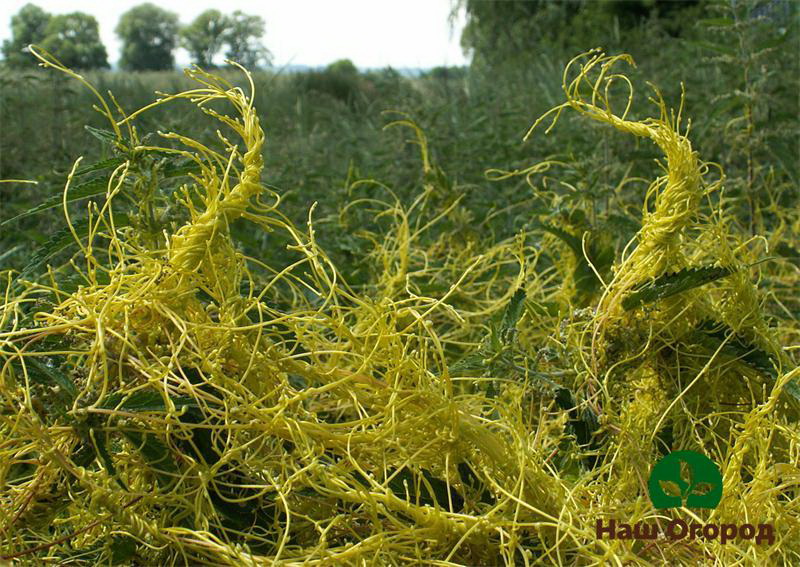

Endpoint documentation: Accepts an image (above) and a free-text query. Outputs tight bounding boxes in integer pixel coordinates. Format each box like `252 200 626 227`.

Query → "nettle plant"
0 48 798 565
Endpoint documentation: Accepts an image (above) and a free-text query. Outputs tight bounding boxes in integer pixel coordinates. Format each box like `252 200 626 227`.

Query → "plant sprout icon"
648 451 723 509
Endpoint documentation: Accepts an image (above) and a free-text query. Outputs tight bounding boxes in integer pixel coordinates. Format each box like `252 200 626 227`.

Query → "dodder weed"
1 49 798 565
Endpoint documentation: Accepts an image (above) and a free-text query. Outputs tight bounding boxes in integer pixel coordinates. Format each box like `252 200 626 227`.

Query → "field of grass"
1 9 799 566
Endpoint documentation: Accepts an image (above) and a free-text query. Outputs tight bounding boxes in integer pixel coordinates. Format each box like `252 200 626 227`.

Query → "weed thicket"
0 41 798 564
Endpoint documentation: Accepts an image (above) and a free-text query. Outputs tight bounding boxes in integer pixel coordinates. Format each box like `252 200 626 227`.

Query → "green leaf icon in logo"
648 450 722 509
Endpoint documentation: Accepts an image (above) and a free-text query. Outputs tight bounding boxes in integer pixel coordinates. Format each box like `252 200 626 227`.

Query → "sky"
0 0 469 69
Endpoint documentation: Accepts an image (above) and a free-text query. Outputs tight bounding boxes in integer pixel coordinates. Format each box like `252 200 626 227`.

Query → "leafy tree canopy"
40 12 109 69
180 9 229 68
116 3 180 71
222 10 271 69
456 0 701 69
1 4 50 67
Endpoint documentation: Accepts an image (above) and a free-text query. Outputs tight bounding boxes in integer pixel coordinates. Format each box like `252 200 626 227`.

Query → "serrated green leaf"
162 159 203 178
623 266 734 311
501 288 526 339
535 220 611 299
98 390 197 412
122 430 177 488
20 213 130 278
85 125 123 148
448 351 487 375
691 319 800 407
55 270 111 295
1 177 109 227
109 535 138 564
19 356 78 400
90 427 127 491
75 157 127 176
693 320 776 376
535 221 583 257
784 381 800 406
382 466 464 510
19 219 88 278
179 406 221 465
554 387 599 450
209 487 276 535
604 213 640 236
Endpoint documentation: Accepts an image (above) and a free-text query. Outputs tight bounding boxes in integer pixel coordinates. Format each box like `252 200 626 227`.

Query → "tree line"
1 3 270 71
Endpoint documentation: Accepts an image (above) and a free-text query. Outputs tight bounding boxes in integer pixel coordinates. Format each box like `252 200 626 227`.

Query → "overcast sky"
0 0 469 69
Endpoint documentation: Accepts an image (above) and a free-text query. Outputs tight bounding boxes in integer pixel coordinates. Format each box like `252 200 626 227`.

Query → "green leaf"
109 535 138 564
500 288 526 343
98 390 196 412
179 406 221 465
75 157 127 176
384 466 464 511
698 17 735 27
19 214 130 278
755 23 795 51
55 270 112 295
534 220 612 299
0 245 22 264
622 266 735 311
688 40 736 56
122 430 177 488
604 213 640 237
691 320 800 406
209 487 276 536
1 177 109 227
536 221 583 257
774 242 800 268
20 356 78 400
19 219 88 278
693 319 773 370
162 160 203 178
85 125 124 148
554 387 599 451
447 351 487 375
8 356 76 422
90 427 127 491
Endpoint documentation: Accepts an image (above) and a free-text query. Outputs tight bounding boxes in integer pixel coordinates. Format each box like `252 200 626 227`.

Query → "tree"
116 3 180 71
298 59 362 105
40 12 108 69
222 11 271 69
1 3 51 68
457 0 579 68
456 0 701 69
181 10 230 68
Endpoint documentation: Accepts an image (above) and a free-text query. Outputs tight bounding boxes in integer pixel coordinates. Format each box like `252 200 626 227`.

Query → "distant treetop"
1 3 108 69
181 9 229 69
222 10 272 69
116 3 180 71
180 9 272 70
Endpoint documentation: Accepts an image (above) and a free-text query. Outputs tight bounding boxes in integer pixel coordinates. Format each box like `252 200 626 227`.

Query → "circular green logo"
648 450 722 510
